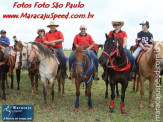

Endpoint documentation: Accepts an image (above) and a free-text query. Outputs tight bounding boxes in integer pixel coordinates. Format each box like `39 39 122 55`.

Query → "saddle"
137 51 146 63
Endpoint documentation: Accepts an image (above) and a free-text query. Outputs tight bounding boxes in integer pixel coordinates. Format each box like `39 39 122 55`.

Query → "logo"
2 105 33 121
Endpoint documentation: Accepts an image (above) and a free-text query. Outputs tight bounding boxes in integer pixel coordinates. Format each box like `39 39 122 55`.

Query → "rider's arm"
0 41 9 46
139 42 147 50
87 35 95 50
123 37 127 48
49 31 64 44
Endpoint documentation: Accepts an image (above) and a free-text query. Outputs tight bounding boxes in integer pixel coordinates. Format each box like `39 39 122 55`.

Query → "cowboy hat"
112 21 124 27
37 28 45 34
80 24 87 29
47 21 59 27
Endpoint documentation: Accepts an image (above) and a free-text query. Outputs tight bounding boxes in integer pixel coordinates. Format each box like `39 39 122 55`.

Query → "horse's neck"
146 47 155 69
115 49 126 66
84 55 91 71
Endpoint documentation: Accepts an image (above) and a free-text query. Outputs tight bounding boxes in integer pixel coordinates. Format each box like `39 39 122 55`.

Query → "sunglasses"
39 30 44 32
113 24 120 27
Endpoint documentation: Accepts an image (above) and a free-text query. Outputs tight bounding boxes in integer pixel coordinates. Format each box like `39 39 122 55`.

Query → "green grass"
0 50 162 122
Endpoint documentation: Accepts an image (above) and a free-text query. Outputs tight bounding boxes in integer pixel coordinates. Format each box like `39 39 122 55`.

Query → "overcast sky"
0 0 163 49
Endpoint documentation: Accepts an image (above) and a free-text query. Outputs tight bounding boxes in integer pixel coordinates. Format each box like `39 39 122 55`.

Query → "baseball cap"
140 21 149 27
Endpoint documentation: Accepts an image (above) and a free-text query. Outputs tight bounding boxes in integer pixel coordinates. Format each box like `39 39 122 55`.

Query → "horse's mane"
31 42 53 58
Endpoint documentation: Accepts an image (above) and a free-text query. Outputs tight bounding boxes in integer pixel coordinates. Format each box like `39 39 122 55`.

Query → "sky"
0 0 163 49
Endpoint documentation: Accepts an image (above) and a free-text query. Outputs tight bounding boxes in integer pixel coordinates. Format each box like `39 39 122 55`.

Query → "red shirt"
44 30 64 48
93 45 99 51
73 33 94 47
108 30 127 44
35 36 48 47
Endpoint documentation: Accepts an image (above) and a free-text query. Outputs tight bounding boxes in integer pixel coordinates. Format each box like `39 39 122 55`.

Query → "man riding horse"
0 30 10 57
102 21 135 80
43 21 68 79
132 21 153 77
69 24 99 80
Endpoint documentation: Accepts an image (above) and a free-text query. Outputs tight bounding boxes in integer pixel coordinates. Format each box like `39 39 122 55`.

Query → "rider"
35 28 47 47
133 21 153 59
43 21 68 79
13 36 18 44
108 21 135 68
69 24 99 80
0 30 10 56
93 42 99 56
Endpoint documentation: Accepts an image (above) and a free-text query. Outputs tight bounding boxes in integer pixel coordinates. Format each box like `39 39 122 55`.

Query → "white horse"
21 42 58 108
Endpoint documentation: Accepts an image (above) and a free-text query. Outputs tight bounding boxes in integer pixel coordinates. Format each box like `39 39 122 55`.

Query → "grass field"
0 50 162 122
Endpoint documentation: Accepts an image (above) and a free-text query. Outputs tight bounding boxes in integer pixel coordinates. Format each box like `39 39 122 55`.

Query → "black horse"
0 50 8 100
99 34 131 114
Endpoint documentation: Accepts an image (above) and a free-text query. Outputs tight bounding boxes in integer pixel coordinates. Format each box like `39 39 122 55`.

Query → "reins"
102 39 131 71
74 49 94 84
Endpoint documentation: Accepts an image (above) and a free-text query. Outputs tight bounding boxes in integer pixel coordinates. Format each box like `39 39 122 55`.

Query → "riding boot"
129 63 136 81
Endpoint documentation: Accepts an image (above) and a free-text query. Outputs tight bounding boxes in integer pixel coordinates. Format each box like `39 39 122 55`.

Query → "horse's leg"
62 77 65 97
136 75 139 92
10 75 14 89
50 78 55 109
5 73 9 88
1 71 6 100
133 77 136 92
105 77 109 98
85 83 87 96
87 81 93 110
35 73 39 97
116 83 119 97
148 77 155 108
29 72 34 95
120 82 128 114
42 80 47 107
109 80 115 113
16 69 20 90
139 75 145 109
57 76 61 94
74 79 80 111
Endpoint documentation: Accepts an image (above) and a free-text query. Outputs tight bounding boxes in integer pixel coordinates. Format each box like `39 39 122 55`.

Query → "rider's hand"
144 43 149 47
51 42 56 46
143 47 148 51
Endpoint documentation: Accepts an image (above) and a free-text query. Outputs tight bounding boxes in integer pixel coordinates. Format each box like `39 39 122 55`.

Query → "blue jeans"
69 49 98 72
54 48 67 73
124 48 135 68
4 46 9 56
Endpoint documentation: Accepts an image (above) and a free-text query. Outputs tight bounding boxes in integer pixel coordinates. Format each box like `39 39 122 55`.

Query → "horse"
15 41 40 96
130 45 137 54
21 42 58 108
73 45 95 111
0 48 9 100
99 34 131 114
133 41 163 109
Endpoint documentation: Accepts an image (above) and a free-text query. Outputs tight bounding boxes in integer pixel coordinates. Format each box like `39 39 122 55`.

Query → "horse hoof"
149 103 154 108
105 96 108 99
88 107 93 111
36 94 38 97
10 87 13 89
74 107 79 112
62 94 65 97
121 108 126 115
138 104 144 109
109 107 114 113
51 104 55 109
17 88 20 90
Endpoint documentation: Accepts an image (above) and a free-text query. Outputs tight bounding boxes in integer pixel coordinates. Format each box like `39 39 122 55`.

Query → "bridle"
22 43 37 66
102 39 131 71
74 49 94 84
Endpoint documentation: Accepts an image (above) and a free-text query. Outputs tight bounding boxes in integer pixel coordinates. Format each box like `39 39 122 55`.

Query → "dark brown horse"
99 34 131 114
73 45 95 111
15 41 40 96
0 47 8 100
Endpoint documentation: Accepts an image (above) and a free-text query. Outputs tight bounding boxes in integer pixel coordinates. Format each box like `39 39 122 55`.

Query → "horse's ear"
152 39 156 45
105 33 109 40
22 42 27 48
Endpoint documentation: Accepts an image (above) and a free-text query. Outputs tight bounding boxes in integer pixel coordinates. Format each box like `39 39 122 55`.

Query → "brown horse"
15 41 40 96
133 41 163 109
73 45 95 111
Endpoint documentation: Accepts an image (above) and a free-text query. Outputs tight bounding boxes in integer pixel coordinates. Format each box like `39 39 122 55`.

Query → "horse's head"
15 41 23 69
153 40 163 67
21 42 37 69
74 45 87 77
99 33 123 67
